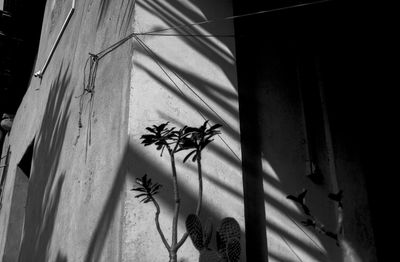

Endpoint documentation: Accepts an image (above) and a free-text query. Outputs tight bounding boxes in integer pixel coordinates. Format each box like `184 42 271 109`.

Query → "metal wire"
133 35 241 161
91 0 333 59
76 0 334 157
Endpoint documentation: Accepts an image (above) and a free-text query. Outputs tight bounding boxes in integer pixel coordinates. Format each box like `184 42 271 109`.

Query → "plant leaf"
183 150 196 163
209 123 222 131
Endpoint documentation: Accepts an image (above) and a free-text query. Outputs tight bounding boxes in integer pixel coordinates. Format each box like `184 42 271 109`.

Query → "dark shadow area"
2 152 31 262
55 251 68 262
233 1 337 261
0 147 11 211
234 21 268 260
265 219 326 261
18 63 72 262
317 6 389 260
0 0 47 114
234 0 380 261
18 140 34 177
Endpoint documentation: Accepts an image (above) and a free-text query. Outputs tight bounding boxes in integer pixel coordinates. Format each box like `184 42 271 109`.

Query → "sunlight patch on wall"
341 239 362 262
261 157 280 182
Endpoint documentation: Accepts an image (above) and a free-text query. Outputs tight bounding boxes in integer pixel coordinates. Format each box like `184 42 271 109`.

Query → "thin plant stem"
170 150 180 262
176 232 189 250
176 150 203 250
195 150 203 215
152 196 171 250
336 203 344 245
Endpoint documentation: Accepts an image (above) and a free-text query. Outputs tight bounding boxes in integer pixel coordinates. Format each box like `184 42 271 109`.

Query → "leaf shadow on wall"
96 0 136 36
84 139 245 262
18 63 72 262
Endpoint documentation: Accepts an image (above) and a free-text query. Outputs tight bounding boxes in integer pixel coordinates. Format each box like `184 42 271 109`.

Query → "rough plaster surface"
1 0 134 261
0 134 11 259
236 22 377 261
124 0 245 261
0 0 377 262
1 167 29 262
257 75 338 262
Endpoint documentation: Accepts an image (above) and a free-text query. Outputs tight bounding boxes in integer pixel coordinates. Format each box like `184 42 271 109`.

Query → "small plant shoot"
287 189 344 246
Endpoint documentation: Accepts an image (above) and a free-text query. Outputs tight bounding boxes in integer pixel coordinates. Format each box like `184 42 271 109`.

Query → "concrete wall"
0 0 134 261
0 0 378 261
1 0 245 261
124 0 244 261
2 167 29 262
0 134 11 258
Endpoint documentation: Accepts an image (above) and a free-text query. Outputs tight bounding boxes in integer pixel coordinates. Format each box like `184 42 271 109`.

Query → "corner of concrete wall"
123 1 245 261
